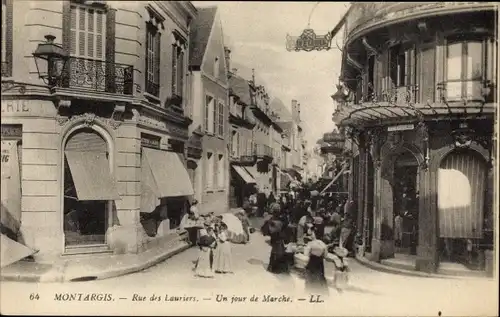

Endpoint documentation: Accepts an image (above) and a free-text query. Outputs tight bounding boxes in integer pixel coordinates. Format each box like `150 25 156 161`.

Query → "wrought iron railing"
361 85 418 104
438 79 494 103
57 57 134 95
1 61 10 77
254 144 273 159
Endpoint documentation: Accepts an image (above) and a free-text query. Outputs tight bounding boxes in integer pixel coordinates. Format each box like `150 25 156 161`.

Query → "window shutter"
213 100 218 133
105 8 116 93
155 31 161 86
419 45 436 103
145 23 150 87
171 44 177 95
4 0 13 77
78 7 86 56
204 95 210 131
178 50 184 97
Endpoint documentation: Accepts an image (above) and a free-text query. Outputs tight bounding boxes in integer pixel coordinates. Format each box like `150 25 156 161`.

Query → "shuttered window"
1 0 13 77
145 23 160 97
213 100 218 134
419 44 436 103
205 95 215 133
171 45 185 98
70 4 106 60
217 100 224 137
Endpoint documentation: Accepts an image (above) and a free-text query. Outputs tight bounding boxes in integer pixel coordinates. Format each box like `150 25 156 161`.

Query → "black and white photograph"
0 1 498 316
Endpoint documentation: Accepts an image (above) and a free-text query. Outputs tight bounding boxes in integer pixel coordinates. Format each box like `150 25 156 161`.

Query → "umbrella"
310 190 319 197
221 213 247 244
1 234 37 268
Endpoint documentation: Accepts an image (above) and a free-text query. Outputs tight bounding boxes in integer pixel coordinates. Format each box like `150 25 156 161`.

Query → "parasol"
1 234 37 268
220 213 247 244
310 190 319 197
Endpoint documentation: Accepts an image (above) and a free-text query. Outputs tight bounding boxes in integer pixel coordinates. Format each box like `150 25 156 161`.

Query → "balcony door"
68 3 107 91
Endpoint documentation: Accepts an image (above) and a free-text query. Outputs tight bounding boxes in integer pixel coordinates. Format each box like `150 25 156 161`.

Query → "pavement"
1 233 191 283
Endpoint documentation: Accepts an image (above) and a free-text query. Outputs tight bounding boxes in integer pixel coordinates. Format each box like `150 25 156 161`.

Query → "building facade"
332 3 496 275
227 69 257 208
1 0 197 260
188 6 229 215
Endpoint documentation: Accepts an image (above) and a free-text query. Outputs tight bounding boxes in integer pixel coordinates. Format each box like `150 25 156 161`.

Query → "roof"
229 75 252 106
269 98 292 121
189 6 218 68
277 121 293 134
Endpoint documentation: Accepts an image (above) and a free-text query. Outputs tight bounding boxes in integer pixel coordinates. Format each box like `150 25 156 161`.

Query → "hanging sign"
141 133 161 149
387 124 415 132
286 29 333 52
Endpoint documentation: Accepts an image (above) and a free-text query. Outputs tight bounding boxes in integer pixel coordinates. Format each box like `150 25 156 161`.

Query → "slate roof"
229 75 252 106
270 98 292 121
189 6 217 68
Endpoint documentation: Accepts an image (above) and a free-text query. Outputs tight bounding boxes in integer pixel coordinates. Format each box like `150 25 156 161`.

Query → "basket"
294 253 309 269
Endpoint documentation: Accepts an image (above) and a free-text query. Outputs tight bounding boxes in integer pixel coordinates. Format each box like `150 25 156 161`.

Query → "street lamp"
32 35 68 86
331 83 350 112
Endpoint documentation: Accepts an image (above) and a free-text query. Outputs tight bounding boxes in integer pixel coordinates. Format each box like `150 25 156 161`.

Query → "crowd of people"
259 189 356 294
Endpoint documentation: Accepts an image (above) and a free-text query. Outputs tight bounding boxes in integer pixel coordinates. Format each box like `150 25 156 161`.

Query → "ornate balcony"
57 57 134 95
230 147 256 165
438 80 495 104
254 144 273 160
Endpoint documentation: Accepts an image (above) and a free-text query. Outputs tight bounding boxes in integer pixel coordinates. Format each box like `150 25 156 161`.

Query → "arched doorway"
437 149 488 270
62 127 118 248
392 150 419 256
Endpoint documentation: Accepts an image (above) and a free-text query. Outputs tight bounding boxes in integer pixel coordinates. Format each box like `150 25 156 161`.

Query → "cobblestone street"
2 229 497 316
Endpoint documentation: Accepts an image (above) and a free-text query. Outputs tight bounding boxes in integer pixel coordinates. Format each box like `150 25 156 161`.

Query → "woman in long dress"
214 223 233 273
265 205 289 274
195 228 216 278
304 232 329 295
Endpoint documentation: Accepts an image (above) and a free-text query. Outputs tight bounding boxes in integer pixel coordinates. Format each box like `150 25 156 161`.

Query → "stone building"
1 0 197 260
332 2 496 276
188 6 229 215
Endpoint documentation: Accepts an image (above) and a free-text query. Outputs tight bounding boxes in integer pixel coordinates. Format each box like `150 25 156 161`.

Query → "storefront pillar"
370 162 383 261
356 137 366 249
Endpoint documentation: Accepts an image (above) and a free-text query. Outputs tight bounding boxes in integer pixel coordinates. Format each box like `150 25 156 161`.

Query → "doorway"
63 128 110 247
437 149 487 271
392 151 419 255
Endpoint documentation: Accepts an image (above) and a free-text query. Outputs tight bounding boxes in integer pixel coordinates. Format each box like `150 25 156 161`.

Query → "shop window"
63 129 119 248
445 36 486 101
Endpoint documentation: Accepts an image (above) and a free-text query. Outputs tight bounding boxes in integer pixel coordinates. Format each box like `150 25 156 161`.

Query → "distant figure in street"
304 232 329 295
394 213 403 247
264 205 289 274
257 192 267 217
268 192 276 206
235 209 251 243
340 200 356 249
214 223 233 274
297 211 314 245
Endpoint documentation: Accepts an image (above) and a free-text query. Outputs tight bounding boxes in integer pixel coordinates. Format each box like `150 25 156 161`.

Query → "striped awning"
232 165 256 184
142 148 194 198
65 151 120 201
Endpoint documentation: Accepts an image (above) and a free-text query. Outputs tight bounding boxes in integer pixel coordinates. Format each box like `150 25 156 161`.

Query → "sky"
191 1 349 149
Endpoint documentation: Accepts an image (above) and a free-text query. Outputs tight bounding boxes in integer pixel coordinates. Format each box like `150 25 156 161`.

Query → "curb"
355 255 494 280
1 242 191 283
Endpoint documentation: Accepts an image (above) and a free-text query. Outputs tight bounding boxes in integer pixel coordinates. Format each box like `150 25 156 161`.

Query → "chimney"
224 46 231 74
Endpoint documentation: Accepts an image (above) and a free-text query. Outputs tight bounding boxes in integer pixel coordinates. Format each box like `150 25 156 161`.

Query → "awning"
65 151 121 201
1 234 37 268
232 165 256 184
320 162 348 194
143 148 194 197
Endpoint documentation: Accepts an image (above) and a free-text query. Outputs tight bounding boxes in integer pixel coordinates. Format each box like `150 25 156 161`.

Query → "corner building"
1 1 197 260
333 3 497 275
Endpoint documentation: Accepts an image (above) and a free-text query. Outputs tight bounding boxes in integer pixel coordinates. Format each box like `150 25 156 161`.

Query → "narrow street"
2 227 496 316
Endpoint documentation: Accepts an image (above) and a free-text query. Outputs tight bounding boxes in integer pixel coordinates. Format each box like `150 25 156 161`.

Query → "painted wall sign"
1 100 29 113
1 125 23 139
286 29 333 52
138 114 188 140
141 133 161 149
387 124 415 132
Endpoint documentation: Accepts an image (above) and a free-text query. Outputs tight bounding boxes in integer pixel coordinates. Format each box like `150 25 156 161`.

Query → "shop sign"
387 124 414 132
141 133 161 149
286 29 333 52
1 100 29 113
1 125 23 139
